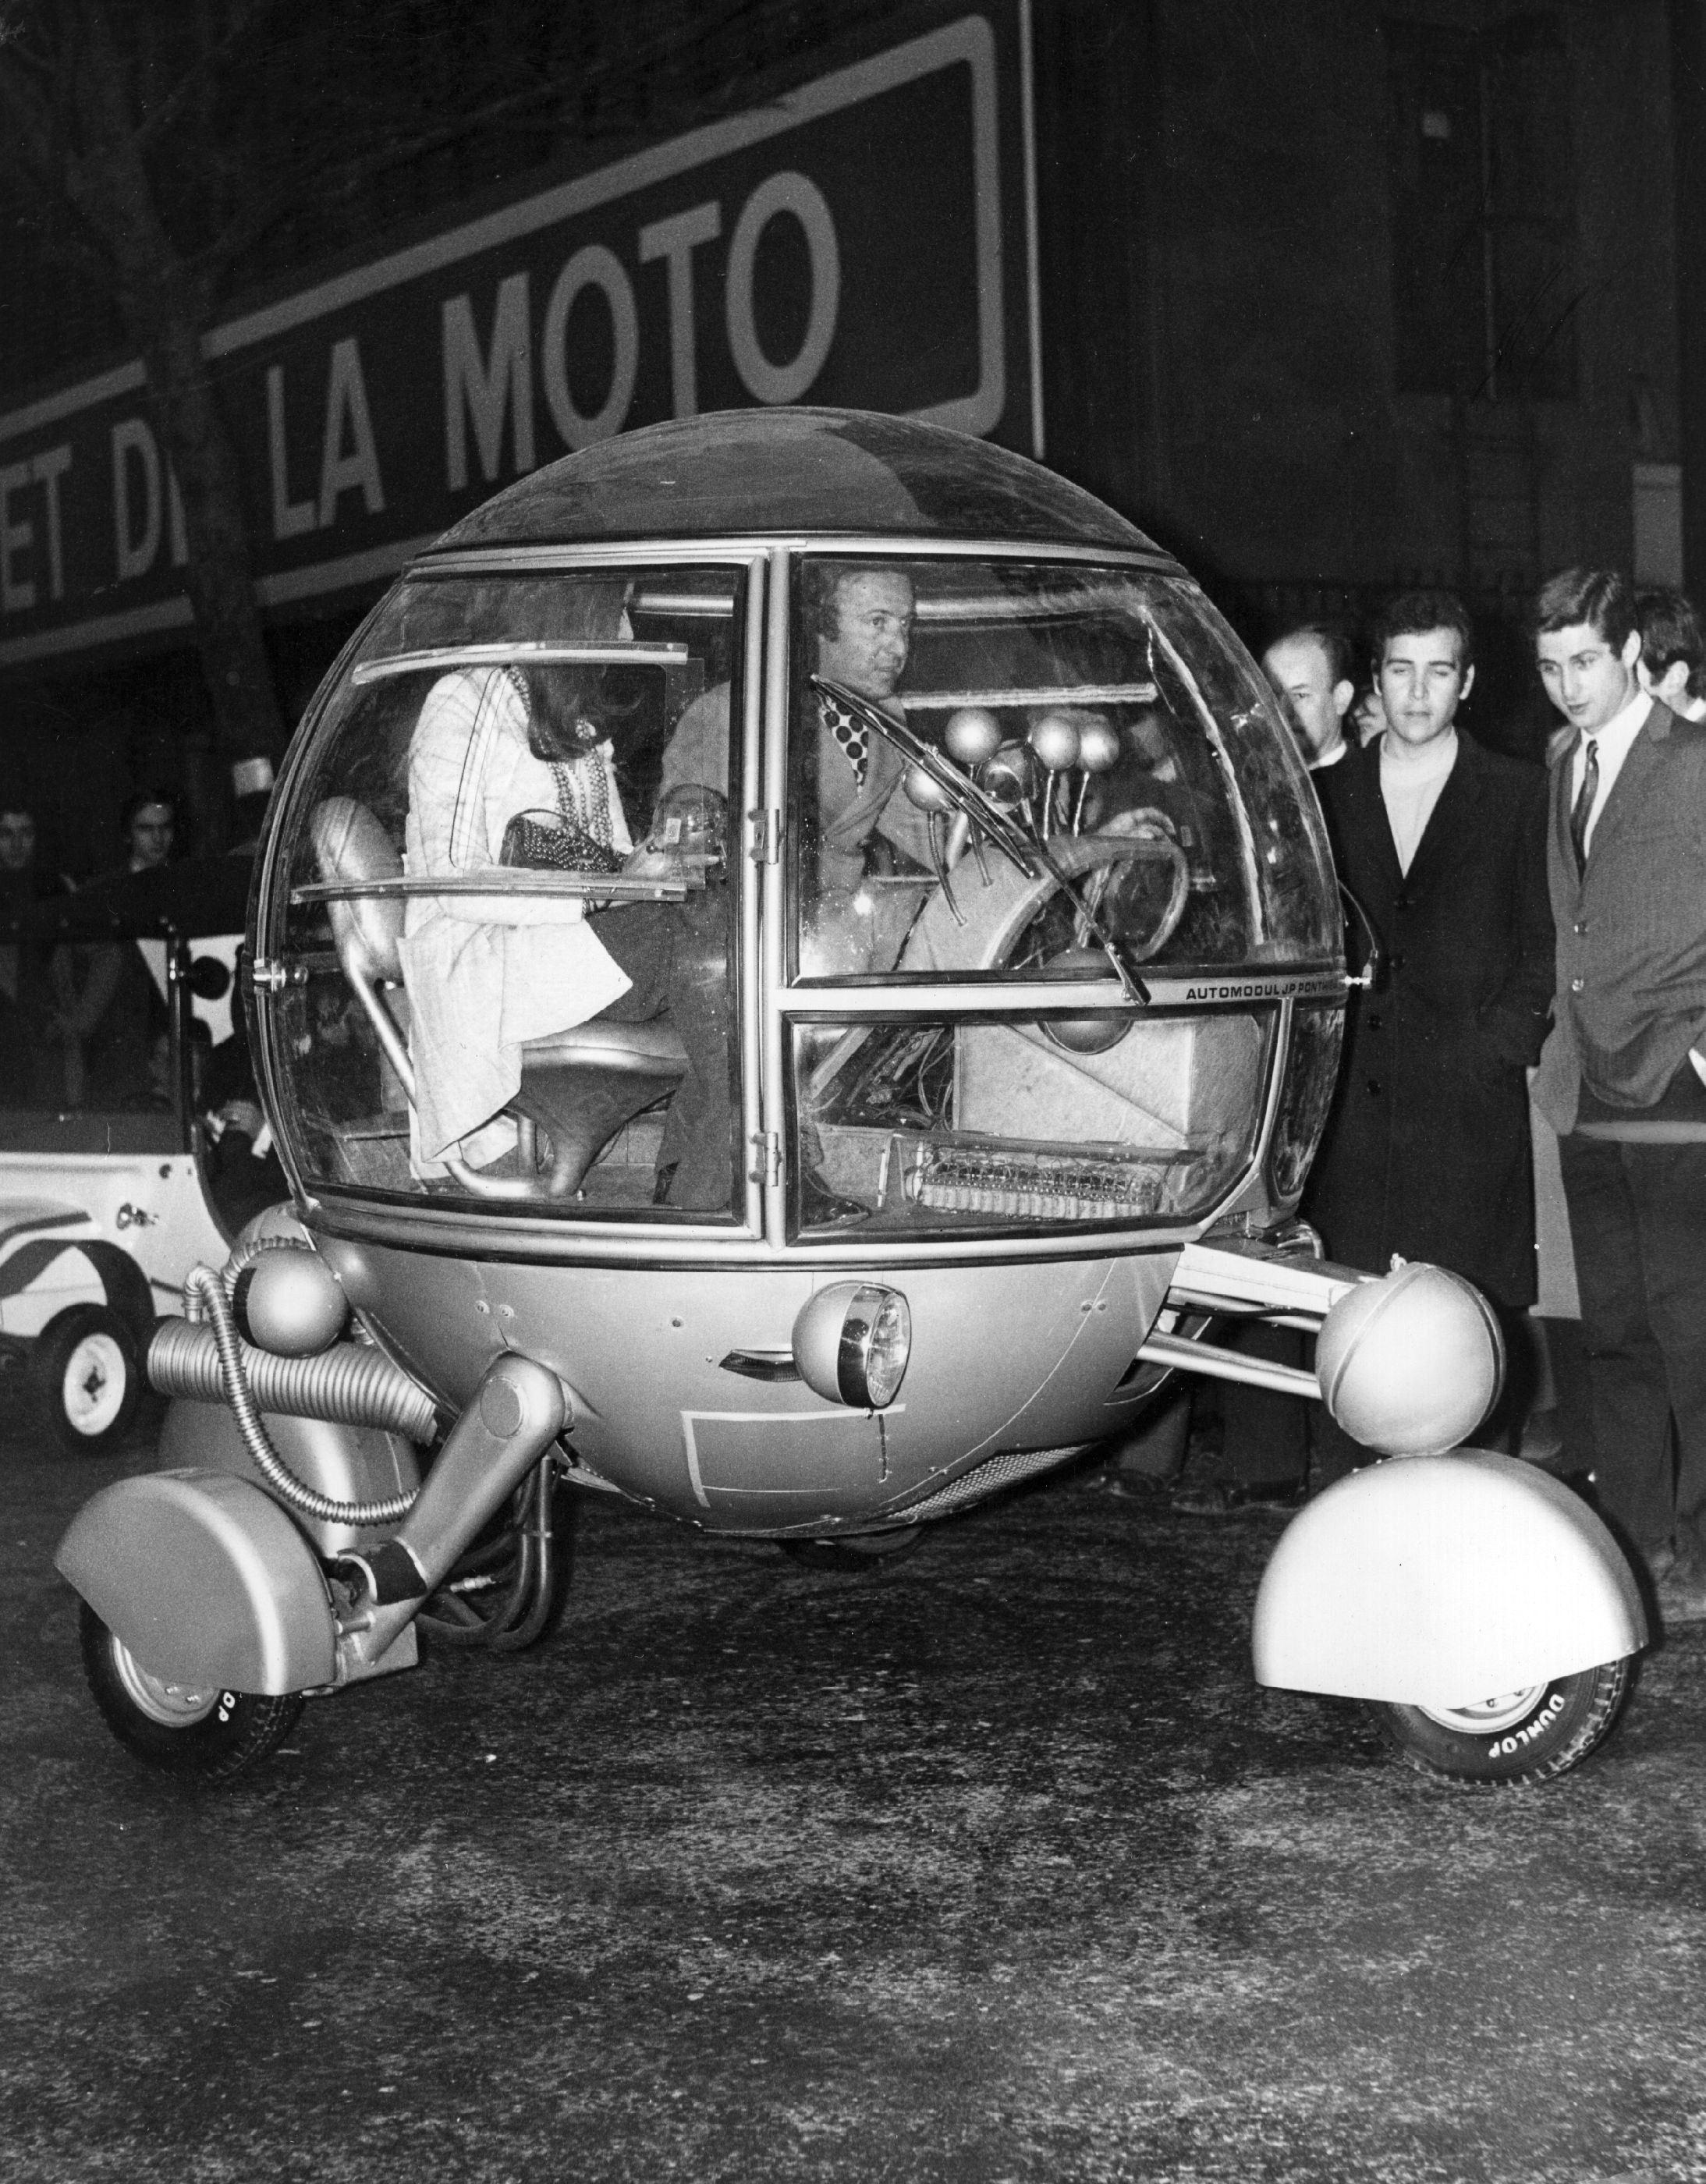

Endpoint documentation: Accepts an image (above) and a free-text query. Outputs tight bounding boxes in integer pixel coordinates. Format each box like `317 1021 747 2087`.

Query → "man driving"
658 562 933 973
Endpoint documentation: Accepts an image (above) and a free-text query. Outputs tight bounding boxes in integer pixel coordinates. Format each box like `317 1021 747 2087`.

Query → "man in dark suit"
1531 568 1706 1618
1308 590 1554 1477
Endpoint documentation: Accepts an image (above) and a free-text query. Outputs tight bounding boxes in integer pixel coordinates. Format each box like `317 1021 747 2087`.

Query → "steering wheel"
899 818 1191 977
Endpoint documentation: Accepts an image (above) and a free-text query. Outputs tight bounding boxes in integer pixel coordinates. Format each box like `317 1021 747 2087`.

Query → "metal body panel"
55 1470 337 1694
0 1157 226 1318
1251 1451 1647 1708
157 1398 423 1557
317 1232 1176 1530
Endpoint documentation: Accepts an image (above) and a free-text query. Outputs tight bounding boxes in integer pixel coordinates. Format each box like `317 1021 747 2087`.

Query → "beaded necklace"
550 744 613 847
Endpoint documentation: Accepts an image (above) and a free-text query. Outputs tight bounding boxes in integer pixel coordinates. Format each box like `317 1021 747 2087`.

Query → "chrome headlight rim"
792 1280 913 1410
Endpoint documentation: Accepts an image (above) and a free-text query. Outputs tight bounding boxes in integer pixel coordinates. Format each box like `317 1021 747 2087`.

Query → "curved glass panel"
264 566 746 1218
787 560 1338 984
793 1007 1276 1238
437 409 1158 553
1268 999 1346 1207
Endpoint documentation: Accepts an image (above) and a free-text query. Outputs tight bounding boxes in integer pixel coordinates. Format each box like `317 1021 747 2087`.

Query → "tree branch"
132 0 292 156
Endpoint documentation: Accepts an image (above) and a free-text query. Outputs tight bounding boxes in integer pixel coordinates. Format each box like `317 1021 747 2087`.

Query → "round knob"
976 742 1041 809
1028 711 1082 772
903 764 957 813
944 707 1002 767
1076 718 1121 773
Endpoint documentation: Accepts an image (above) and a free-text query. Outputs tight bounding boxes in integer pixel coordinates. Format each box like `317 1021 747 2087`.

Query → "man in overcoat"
1309 590 1553 1474
1531 568 1706 1618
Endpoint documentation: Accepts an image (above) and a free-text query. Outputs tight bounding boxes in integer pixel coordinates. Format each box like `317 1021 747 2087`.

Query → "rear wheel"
79 1605 303 1782
1371 1658 1633 1787
33 1305 142 1456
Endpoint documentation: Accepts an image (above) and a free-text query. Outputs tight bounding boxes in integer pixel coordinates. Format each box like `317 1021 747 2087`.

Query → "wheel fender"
55 1470 336 1695
75 1242 158 1344
1251 1450 1647 1709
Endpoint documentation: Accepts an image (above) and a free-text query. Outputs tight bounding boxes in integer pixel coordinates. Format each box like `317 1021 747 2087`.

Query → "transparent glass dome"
260 411 1341 1244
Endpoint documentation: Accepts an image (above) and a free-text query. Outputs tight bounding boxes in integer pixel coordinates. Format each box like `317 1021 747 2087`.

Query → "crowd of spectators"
0 776 282 1228
1168 570 1706 1629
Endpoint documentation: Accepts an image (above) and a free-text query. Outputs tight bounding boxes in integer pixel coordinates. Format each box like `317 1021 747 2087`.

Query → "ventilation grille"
894 1443 1087 1522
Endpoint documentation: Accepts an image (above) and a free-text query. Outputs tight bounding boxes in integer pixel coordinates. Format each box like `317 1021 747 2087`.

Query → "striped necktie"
1569 737 1599 870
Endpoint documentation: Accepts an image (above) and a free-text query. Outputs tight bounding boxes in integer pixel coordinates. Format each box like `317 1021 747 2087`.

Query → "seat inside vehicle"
308 796 686 1204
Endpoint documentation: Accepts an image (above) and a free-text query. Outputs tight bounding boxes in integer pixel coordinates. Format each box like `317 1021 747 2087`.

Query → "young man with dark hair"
1532 566 1706 1619
1307 587 1553 1474
1634 584 1706 722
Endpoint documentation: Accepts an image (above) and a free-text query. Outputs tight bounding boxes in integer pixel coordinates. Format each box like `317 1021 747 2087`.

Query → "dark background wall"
0 0 1694 867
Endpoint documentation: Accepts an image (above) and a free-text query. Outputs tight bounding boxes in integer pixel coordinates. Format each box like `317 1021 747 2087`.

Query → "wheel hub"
108 1635 220 1727
63 1333 127 1437
1415 1683 1548 1734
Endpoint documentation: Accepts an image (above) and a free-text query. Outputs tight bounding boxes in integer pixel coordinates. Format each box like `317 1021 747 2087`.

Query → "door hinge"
749 1129 783 1186
246 956 296 994
747 807 782 864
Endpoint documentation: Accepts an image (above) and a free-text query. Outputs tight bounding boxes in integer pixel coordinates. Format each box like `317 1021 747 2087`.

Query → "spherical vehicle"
53 410 1647 1785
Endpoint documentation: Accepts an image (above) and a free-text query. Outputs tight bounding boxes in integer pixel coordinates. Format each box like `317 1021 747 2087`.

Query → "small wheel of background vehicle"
78 1604 303 1783
32 1304 143 1455
779 1528 925 1572
1371 1658 1633 1788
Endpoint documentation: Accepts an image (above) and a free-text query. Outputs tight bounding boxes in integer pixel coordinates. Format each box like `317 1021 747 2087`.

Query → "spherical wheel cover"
61 1331 129 1439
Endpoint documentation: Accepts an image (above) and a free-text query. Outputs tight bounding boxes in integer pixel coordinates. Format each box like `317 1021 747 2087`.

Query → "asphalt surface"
5 1403 1706 2184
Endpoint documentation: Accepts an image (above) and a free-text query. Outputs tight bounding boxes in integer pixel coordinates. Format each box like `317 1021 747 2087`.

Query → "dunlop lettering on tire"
1368 1660 1634 1789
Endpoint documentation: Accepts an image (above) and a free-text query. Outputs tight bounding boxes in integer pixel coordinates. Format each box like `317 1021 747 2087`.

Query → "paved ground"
5 1403 1706 2184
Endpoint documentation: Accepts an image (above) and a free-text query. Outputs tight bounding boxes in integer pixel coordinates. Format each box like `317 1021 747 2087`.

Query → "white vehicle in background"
0 860 252 1452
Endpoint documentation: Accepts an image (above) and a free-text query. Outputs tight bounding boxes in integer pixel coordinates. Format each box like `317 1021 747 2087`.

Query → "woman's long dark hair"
520 664 647 764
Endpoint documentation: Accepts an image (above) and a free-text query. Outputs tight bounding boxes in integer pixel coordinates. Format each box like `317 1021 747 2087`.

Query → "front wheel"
33 1304 142 1455
1371 1658 1633 1788
79 1605 303 1783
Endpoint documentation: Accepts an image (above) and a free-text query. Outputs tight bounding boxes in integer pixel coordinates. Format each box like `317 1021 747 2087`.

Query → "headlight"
792 1282 912 1409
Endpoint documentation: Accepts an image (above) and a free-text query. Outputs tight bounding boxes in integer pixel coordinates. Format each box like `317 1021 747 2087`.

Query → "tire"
33 1304 143 1456
780 1528 925 1572
1371 1658 1633 1788
79 1604 303 1784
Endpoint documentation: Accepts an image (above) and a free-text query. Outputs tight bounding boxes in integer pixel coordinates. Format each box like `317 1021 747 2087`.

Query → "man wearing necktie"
1531 568 1706 1622
659 562 933 974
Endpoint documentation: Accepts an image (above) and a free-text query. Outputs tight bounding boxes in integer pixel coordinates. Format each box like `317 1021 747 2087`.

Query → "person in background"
56 789 179 1108
1634 584 1706 722
1350 681 1385 746
1308 590 1553 1480
1261 621 1356 771
202 1005 287 1231
1531 569 1706 1624
0 802 73 1107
